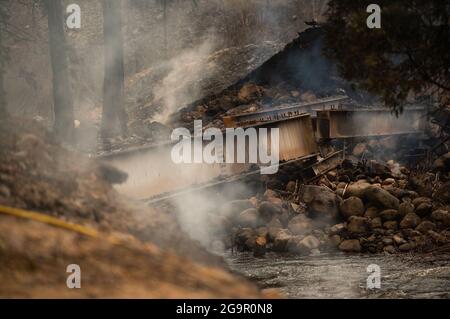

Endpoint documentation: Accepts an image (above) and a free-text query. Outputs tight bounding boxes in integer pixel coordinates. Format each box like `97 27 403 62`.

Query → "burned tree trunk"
45 0 74 141
101 0 128 139
0 21 6 119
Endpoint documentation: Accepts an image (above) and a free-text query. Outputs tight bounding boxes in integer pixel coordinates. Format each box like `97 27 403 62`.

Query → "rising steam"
152 38 218 123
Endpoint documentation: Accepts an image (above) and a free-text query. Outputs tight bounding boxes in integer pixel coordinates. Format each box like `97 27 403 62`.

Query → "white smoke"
152 38 218 123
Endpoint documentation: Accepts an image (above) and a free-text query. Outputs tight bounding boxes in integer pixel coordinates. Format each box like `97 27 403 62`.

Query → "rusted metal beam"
223 95 350 128
316 107 426 139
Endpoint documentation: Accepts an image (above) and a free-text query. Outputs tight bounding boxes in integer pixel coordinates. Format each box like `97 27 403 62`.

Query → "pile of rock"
214 159 450 257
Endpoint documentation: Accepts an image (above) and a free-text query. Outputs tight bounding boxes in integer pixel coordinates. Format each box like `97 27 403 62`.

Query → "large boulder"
345 181 372 199
234 228 256 250
415 202 432 217
339 196 365 219
370 217 383 229
329 223 346 235
383 221 398 230
379 209 401 221
400 213 421 229
288 214 314 236
300 185 340 223
415 221 436 234
339 239 361 252
258 201 282 223
431 210 450 227
364 206 379 219
287 235 320 254
434 182 450 204
236 208 261 228
272 229 293 252
412 197 432 208
398 202 414 218
347 216 369 234
364 185 399 209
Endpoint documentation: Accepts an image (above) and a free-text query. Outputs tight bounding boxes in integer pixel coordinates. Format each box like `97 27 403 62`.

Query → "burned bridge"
101 96 427 203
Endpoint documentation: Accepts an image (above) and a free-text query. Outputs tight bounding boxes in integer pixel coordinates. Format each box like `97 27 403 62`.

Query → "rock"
382 237 393 245
267 196 283 206
235 228 256 248
253 236 267 257
399 242 415 252
401 228 422 239
288 235 320 254
415 202 432 217
329 223 346 235
431 210 450 227
393 234 407 245
339 239 361 253
383 221 398 230
352 143 367 157
364 206 379 219
347 216 369 234
380 209 401 221
434 182 450 204
364 185 399 209
249 196 258 207
236 208 260 228
267 217 283 228
398 202 414 218
382 178 396 186
339 196 365 219
384 245 396 254
400 213 421 229
415 221 436 234
345 182 371 199
238 83 263 102
264 189 279 199
300 235 320 250
427 230 447 244
258 201 282 222
300 185 340 223
288 215 314 235
412 197 432 208
335 188 344 198
408 176 432 197
272 230 293 252
337 182 347 189
329 234 341 246
0 184 11 198
370 217 383 229
255 227 268 238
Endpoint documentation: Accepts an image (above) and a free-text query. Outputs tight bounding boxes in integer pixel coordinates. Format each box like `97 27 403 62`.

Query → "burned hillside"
0 0 449 301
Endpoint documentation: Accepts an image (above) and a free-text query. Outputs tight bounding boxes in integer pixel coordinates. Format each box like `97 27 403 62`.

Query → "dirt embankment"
0 119 270 298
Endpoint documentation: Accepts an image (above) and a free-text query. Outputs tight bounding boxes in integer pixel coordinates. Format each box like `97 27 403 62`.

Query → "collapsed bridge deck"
101 102 427 202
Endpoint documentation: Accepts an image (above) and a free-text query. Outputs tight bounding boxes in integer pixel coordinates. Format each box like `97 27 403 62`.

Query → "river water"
225 252 450 298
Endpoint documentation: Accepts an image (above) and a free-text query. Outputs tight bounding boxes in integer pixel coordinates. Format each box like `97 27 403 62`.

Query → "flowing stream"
225 252 450 298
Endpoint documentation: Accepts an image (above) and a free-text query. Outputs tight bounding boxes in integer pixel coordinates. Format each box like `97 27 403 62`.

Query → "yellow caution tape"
0 204 100 238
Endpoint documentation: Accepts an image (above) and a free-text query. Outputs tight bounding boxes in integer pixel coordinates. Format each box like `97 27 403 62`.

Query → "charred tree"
101 0 128 139
0 24 6 119
44 0 75 141
0 4 8 119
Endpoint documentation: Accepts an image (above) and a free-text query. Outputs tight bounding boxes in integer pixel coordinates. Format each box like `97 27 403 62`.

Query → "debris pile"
213 152 450 257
